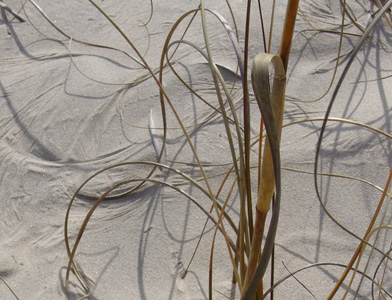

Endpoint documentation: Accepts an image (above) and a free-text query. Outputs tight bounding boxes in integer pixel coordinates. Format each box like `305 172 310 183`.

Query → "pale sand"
1 0 391 299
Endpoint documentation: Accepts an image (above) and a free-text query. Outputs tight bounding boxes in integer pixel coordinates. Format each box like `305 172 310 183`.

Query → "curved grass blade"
25 0 145 67
159 7 253 292
200 1 252 293
372 246 392 299
65 171 237 298
260 262 392 300
241 53 286 299
313 1 392 297
343 225 392 299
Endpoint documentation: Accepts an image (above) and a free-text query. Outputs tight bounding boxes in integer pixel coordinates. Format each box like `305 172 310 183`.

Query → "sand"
1 0 392 299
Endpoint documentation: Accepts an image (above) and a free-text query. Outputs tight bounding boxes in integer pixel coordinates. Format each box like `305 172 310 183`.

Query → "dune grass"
1 0 392 299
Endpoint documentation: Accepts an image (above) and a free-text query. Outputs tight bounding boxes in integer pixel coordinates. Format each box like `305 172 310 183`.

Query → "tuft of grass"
3 0 392 299
61 0 392 298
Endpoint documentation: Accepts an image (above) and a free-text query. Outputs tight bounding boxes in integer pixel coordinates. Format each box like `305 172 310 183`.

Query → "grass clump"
1 0 392 299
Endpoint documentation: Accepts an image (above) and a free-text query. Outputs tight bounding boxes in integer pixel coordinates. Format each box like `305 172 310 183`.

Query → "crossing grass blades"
2 0 392 299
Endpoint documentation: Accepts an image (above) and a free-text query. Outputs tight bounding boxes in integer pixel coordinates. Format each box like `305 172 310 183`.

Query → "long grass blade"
200 1 251 287
241 53 285 300
260 262 392 299
312 1 392 297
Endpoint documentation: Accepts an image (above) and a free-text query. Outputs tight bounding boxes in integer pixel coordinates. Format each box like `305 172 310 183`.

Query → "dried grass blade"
199 2 252 286
65 175 234 298
260 262 392 300
26 0 144 67
242 53 286 298
311 1 392 297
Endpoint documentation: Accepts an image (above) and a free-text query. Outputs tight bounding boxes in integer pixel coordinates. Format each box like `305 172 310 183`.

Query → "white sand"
1 0 391 299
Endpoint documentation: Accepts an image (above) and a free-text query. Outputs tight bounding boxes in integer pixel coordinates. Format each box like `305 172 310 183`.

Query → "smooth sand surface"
1 1 392 299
